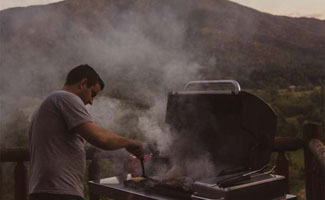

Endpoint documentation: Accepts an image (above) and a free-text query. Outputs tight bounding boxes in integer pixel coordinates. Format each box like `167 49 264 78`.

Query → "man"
29 64 144 200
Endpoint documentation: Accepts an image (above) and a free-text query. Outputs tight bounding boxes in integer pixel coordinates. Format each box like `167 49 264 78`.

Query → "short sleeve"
56 93 94 131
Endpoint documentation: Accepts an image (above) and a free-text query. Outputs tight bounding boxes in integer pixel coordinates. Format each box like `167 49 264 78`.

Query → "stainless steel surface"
192 175 287 200
89 181 180 200
241 165 268 176
215 165 272 187
89 176 296 200
184 80 241 94
191 194 224 200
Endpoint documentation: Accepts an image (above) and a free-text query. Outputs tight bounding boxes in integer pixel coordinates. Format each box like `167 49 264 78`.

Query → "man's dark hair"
65 64 105 90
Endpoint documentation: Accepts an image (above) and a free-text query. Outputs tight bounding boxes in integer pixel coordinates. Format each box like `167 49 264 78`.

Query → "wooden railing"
273 122 325 199
0 148 29 200
0 122 324 200
0 147 103 200
273 136 304 193
303 122 325 200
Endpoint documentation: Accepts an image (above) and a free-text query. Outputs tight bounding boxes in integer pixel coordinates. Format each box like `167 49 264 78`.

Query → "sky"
0 0 324 20
230 0 325 20
0 0 63 10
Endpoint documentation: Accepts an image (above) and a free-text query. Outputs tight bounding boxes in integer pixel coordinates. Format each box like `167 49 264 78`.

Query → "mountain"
0 0 324 96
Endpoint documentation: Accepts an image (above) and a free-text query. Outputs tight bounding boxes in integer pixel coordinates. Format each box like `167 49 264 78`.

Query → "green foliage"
254 87 324 138
288 150 306 199
247 64 323 89
270 150 305 199
258 87 324 200
0 110 30 147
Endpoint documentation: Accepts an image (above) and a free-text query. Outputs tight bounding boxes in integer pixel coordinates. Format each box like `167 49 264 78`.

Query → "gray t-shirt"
29 90 93 198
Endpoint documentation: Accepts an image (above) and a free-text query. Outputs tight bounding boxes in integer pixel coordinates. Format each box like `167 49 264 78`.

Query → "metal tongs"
140 158 147 178
216 165 276 188
138 155 159 182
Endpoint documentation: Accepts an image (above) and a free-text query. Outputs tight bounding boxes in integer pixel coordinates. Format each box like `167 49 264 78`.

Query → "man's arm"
73 122 144 159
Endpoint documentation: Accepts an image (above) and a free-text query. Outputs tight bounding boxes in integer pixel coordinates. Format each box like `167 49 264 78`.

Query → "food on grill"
129 177 146 182
125 176 192 189
124 176 194 199
123 177 148 189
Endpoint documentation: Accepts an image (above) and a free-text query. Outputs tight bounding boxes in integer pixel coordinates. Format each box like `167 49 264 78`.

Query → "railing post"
89 158 100 183
303 122 323 200
276 151 289 193
310 158 325 200
273 136 304 193
14 161 28 200
0 163 2 200
88 158 100 200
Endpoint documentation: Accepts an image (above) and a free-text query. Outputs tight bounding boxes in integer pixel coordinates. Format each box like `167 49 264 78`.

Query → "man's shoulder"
46 90 79 101
42 90 82 107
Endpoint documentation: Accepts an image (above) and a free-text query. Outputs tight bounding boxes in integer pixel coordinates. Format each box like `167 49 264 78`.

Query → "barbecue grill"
89 80 297 200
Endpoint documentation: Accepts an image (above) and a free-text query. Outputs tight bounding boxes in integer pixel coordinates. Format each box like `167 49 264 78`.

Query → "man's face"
80 82 101 105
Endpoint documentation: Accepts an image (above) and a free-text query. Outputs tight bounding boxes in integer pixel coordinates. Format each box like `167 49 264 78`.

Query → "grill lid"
165 80 277 170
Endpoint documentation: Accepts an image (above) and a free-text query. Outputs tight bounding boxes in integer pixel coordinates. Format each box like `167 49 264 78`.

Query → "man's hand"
125 140 144 159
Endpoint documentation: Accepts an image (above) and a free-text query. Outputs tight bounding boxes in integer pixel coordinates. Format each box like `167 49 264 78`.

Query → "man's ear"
79 78 88 89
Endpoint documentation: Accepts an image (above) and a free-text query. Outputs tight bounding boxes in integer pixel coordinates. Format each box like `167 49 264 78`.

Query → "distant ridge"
0 0 324 91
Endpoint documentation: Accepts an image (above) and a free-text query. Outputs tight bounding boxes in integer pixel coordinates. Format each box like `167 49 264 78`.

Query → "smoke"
166 152 216 180
0 0 221 180
138 114 172 154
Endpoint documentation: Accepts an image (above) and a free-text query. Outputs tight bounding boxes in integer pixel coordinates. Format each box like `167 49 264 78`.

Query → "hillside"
0 0 324 98
0 2 323 198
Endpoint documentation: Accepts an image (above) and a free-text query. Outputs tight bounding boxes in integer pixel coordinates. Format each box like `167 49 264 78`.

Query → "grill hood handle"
184 80 241 94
